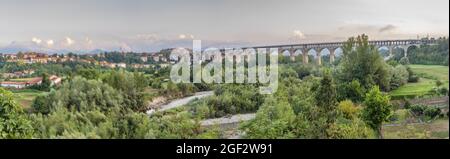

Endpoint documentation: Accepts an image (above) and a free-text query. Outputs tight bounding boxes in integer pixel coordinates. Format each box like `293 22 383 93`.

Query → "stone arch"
333 47 343 58
293 49 303 62
391 45 412 58
293 49 303 56
328 47 338 63
405 45 420 58
281 50 290 56
376 46 392 59
317 48 331 65
307 48 320 65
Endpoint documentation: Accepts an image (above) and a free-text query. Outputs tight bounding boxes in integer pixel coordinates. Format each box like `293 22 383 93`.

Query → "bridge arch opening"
391 46 407 61
405 45 420 58
377 46 391 58
319 48 331 64
334 48 343 58
278 50 292 63
294 49 303 61
282 50 290 56
306 49 319 65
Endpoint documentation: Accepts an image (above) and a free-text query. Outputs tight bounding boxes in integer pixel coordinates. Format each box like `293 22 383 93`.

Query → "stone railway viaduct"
235 38 437 65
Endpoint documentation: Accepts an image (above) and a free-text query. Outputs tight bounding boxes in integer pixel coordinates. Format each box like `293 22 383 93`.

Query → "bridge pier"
302 48 309 64
329 47 337 63
289 48 296 61
316 48 322 66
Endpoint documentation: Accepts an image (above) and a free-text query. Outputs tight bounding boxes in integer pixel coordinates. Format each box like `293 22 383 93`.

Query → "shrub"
406 66 419 83
424 107 441 119
438 87 448 96
399 57 410 65
390 65 409 90
338 100 360 120
409 104 426 116
403 99 411 109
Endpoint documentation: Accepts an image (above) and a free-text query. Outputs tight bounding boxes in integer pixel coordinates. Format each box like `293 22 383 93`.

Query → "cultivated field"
383 119 449 139
12 89 45 111
390 65 449 99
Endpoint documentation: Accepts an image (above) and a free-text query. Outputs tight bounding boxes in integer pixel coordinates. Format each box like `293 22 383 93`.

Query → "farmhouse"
0 77 42 89
49 75 62 85
0 75 62 89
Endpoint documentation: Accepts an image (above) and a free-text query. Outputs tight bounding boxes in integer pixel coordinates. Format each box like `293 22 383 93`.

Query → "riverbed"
146 91 214 115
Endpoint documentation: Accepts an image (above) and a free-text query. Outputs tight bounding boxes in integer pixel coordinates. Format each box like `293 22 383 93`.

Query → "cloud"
46 40 54 46
293 30 306 39
85 37 93 45
31 37 42 44
379 24 397 33
178 34 195 39
178 34 187 39
65 37 75 45
337 24 399 34
288 30 307 42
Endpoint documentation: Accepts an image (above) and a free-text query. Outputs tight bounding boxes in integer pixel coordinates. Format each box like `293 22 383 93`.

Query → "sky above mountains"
1 0 448 53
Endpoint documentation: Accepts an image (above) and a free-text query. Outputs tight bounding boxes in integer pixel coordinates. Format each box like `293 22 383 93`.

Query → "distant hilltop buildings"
0 51 172 68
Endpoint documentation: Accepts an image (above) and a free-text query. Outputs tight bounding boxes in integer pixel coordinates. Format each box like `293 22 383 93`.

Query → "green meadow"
390 65 449 99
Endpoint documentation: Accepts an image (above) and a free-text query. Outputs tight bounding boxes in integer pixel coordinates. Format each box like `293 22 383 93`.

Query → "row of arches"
277 44 419 65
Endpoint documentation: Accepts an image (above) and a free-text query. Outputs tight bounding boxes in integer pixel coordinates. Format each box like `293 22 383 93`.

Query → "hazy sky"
1 0 448 53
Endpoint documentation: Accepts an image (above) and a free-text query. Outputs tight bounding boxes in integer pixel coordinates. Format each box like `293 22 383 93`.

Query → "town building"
0 75 62 89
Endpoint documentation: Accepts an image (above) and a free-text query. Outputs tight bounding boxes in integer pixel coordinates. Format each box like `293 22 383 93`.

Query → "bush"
389 113 399 122
424 107 441 119
406 65 419 83
390 65 409 90
403 99 411 109
438 87 448 96
338 100 360 120
399 57 410 65
409 104 426 116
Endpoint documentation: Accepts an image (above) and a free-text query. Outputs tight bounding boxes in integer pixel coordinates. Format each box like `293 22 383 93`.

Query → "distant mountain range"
0 44 108 54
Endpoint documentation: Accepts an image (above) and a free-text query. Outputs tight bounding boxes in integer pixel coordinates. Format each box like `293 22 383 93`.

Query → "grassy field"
11 89 46 111
383 119 449 139
409 65 449 81
9 78 38 82
390 65 449 99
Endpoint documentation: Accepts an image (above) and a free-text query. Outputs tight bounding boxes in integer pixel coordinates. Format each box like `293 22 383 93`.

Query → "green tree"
362 86 392 139
337 80 365 102
406 66 419 83
241 96 296 139
33 77 123 113
41 73 52 91
312 69 338 138
0 88 34 139
337 34 391 91
408 37 449 66
102 70 147 112
399 57 410 65
390 65 409 89
76 68 100 80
